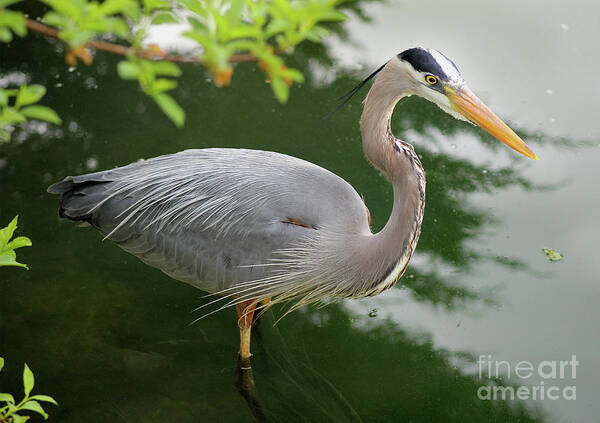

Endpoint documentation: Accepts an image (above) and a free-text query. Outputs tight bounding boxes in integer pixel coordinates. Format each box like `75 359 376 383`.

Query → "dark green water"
1 1 598 422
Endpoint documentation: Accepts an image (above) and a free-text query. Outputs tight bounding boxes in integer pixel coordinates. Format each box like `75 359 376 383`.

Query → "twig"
24 18 257 64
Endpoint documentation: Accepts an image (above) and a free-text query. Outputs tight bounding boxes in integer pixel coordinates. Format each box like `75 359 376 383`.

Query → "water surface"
1 1 598 422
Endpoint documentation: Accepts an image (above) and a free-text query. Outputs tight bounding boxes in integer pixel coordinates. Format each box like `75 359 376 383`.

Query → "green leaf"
0 392 15 403
99 0 140 20
0 249 28 268
152 93 184 127
153 78 177 93
29 395 58 405
12 414 31 423
304 25 329 42
7 235 32 250
0 27 12 43
2 88 17 96
15 85 46 108
0 356 4 372
151 61 181 77
281 67 304 83
542 248 563 262
20 106 62 125
0 107 26 124
117 60 140 80
0 89 8 106
20 400 48 419
226 25 261 40
142 0 170 12
321 9 347 22
271 77 289 103
223 0 244 25
42 11 68 29
1 9 27 37
151 12 178 25
1 215 19 243
93 17 130 38
0 0 24 7
265 17 288 38
23 363 34 396
41 0 81 17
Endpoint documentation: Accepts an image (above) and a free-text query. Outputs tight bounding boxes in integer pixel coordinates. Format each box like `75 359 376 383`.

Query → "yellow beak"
445 86 538 160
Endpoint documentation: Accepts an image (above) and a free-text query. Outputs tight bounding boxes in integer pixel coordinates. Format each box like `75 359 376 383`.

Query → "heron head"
395 47 537 159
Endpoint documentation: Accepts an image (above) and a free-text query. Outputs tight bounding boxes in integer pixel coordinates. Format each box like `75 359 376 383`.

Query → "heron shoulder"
180 148 370 234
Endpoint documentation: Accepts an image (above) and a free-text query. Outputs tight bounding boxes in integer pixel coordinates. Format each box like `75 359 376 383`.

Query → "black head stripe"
397 47 458 81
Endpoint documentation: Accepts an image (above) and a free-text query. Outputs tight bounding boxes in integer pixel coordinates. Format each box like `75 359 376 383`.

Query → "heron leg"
236 299 258 363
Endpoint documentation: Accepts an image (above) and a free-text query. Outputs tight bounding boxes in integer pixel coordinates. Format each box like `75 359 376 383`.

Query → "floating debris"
368 309 378 318
542 248 563 262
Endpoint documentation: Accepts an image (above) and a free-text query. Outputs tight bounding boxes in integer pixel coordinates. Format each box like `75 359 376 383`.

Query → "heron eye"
426 75 438 85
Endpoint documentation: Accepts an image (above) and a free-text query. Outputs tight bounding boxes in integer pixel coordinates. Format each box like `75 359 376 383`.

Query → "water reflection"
0 8 578 422
235 355 267 423
239 308 544 422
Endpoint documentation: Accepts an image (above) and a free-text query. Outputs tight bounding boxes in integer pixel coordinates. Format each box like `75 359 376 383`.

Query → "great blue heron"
48 47 537 362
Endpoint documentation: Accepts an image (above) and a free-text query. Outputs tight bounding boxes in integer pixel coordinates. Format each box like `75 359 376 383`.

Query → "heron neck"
358 71 426 294
360 63 412 177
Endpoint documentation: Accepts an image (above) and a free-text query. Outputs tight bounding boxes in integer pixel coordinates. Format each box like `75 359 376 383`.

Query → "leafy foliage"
0 85 62 142
0 216 32 269
41 0 139 48
0 2 25 43
0 0 348 126
117 57 185 126
0 358 57 422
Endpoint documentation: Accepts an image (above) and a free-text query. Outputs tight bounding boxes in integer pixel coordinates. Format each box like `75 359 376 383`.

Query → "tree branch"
24 18 257 64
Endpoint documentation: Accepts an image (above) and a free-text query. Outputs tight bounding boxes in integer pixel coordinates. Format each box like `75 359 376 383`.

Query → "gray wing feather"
49 148 370 297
